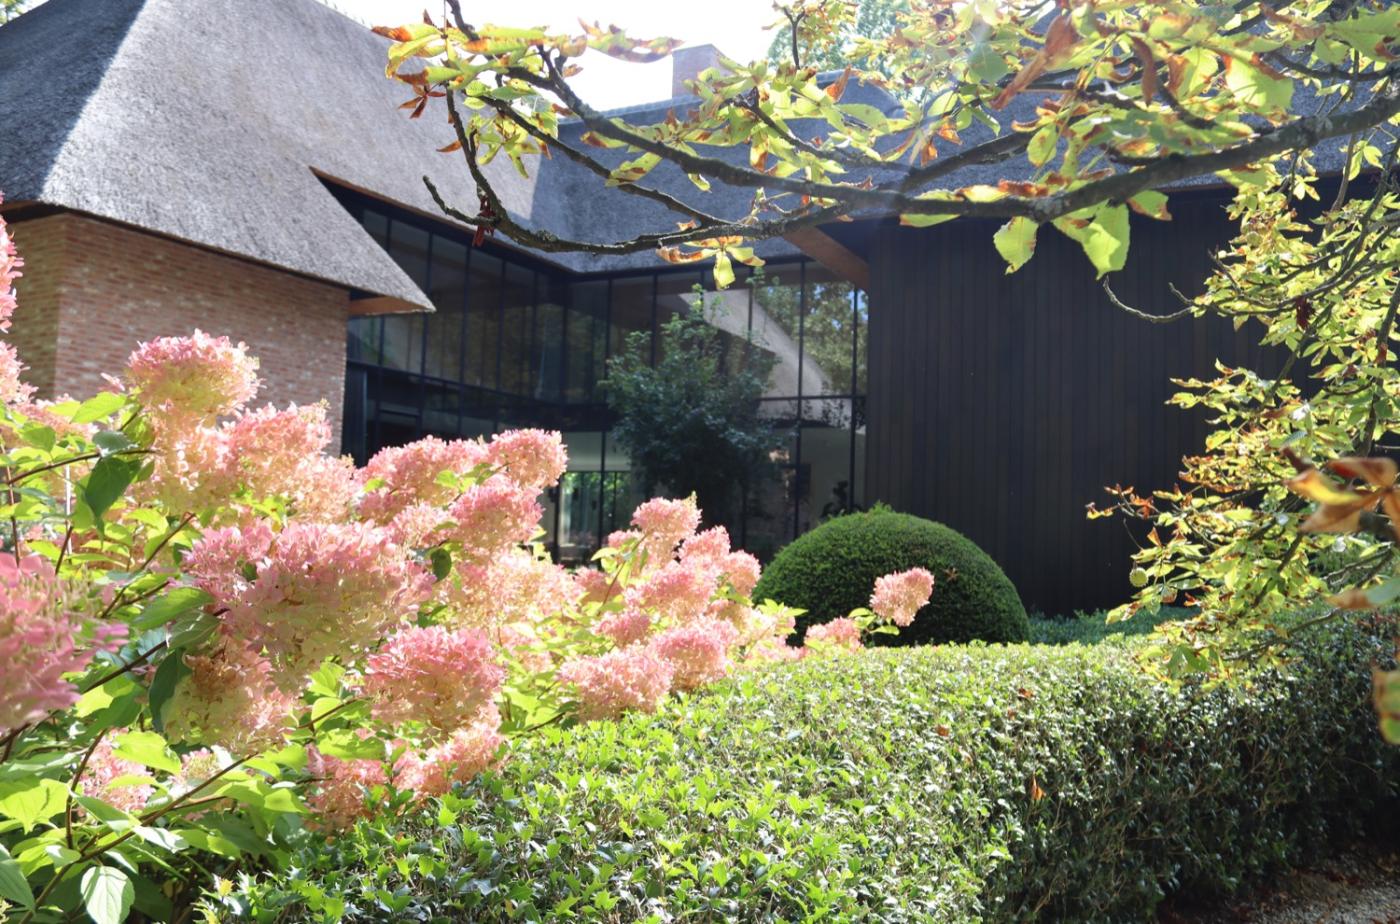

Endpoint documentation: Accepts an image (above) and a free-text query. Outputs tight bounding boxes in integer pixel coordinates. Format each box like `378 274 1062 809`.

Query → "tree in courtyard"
603 289 780 533
377 0 1400 736
766 0 908 72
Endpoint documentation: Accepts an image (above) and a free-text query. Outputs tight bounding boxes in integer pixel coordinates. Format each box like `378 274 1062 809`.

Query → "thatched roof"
0 0 1354 309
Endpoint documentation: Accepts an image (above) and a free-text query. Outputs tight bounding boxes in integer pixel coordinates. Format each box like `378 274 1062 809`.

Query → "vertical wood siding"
867 195 1272 615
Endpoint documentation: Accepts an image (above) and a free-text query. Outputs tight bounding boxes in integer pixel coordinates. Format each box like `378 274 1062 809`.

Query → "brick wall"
7 212 352 440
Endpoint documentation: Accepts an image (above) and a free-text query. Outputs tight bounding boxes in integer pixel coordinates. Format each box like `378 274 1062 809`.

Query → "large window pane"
803 264 858 396
749 264 804 399
566 280 608 403
855 289 869 396
380 313 422 373
609 275 653 365
465 252 502 390
796 397 860 534
500 263 534 396
743 398 798 559
534 277 565 402
424 235 467 381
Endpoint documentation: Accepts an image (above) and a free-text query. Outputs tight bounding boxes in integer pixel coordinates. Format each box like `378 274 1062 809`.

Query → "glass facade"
339 195 868 562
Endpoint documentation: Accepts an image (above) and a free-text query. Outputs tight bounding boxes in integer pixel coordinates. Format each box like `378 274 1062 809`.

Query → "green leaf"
131 587 213 631
1027 124 1057 167
81 866 134 924
147 652 191 734
80 456 141 521
0 778 68 833
430 547 453 581
112 730 181 775
71 393 127 426
993 217 1039 273
0 846 34 910
1127 190 1171 221
713 251 735 289
92 430 136 457
1058 204 1130 277
18 422 56 452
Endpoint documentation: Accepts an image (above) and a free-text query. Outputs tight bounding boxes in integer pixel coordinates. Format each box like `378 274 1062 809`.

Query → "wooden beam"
782 227 870 290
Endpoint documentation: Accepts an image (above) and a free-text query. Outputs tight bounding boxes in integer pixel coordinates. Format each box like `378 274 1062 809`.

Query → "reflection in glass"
424 235 466 381
464 252 502 390
565 280 608 404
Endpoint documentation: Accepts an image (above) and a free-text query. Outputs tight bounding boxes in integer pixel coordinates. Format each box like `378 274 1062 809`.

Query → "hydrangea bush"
0 207 930 923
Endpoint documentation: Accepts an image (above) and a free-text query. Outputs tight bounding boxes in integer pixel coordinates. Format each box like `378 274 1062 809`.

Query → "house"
0 0 1313 613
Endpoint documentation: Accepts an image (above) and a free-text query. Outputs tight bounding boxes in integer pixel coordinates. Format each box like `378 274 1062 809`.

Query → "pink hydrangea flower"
395 706 504 798
220 403 355 520
486 429 567 490
558 647 675 721
0 341 32 404
139 423 235 512
164 641 295 755
870 567 935 628
625 560 717 625
606 529 641 549
0 198 22 330
125 330 260 425
597 606 652 647
0 554 125 733
306 746 391 831
359 436 487 523
647 619 738 691
721 551 762 597
681 526 731 563
384 501 450 549
361 625 504 735
804 617 863 654
446 550 578 627
631 496 701 558
81 732 153 815
185 522 433 686
574 567 620 606
448 477 542 563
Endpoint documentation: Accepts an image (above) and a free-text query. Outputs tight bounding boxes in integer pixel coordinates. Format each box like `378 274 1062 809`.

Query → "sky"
329 0 785 109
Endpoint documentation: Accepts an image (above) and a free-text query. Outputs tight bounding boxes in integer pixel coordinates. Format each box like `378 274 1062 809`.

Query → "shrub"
1029 605 1190 645
754 506 1030 645
0 204 931 923
226 616 1400 923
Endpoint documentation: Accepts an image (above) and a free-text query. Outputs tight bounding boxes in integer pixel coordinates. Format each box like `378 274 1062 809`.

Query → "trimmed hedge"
1029 605 1190 645
753 507 1030 645
229 617 1399 923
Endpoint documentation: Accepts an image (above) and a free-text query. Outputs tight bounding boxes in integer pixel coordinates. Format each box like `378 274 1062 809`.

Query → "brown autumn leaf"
1327 457 1398 489
826 66 853 101
992 15 1079 110
935 724 951 737
1329 587 1381 610
656 246 708 265
1165 54 1189 95
1131 37 1158 104
1286 468 1367 506
1030 778 1047 802
372 25 416 42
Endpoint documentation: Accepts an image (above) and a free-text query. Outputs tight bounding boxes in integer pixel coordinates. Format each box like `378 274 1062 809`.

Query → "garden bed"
231 616 1400 922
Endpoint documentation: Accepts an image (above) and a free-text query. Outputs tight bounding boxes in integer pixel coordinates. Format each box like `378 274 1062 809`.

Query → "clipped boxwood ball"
754 507 1029 646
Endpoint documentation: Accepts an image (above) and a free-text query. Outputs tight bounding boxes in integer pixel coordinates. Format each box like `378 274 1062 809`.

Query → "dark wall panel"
867 196 1271 615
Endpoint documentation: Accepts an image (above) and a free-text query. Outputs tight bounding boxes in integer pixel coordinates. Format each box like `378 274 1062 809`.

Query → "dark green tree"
1 0 31 23
767 0 907 71
603 293 780 531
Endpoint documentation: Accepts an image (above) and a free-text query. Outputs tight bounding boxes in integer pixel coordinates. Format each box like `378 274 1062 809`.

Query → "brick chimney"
671 44 723 98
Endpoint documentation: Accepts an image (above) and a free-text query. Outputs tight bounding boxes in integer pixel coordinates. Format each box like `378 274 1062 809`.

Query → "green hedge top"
753 507 1030 645
232 616 1399 923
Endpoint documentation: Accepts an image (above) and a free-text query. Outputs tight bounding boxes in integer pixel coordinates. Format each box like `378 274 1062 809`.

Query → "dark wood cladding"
866 194 1273 616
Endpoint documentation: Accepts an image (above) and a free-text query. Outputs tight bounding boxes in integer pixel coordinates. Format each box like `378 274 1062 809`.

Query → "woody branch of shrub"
378 0 1400 282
